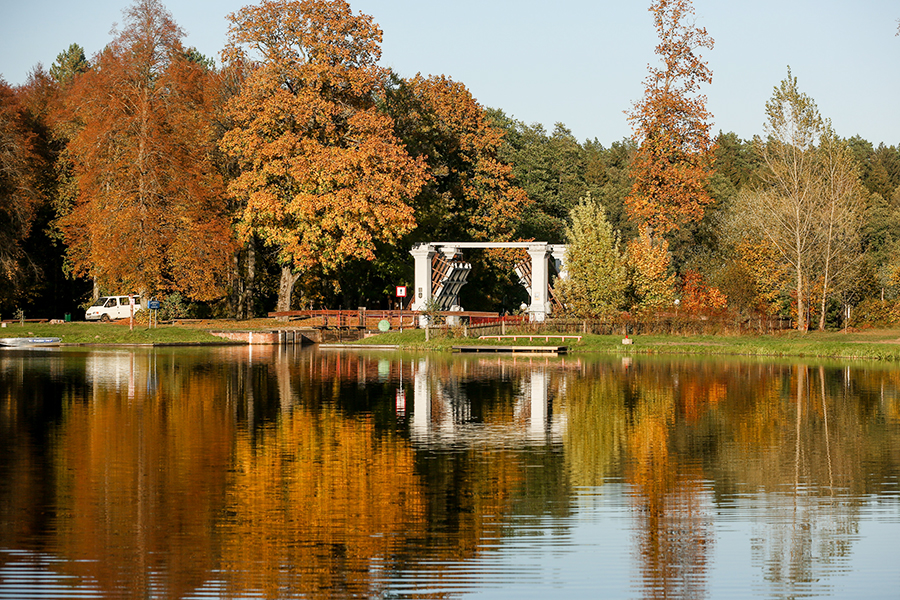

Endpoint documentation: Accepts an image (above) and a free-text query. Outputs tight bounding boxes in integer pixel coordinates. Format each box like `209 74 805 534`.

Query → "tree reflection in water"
0 347 898 599
563 357 899 599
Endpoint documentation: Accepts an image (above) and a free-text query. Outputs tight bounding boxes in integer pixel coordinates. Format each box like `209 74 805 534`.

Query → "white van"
85 295 141 322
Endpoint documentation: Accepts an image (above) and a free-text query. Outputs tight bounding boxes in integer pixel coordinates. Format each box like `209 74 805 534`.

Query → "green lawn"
355 327 900 361
0 321 232 345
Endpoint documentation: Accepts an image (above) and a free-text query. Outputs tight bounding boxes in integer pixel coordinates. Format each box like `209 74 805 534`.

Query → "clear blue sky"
1 0 898 146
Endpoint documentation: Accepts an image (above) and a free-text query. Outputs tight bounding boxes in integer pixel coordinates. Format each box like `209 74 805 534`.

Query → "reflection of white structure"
410 242 567 322
85 351 137 387
524 369 547 439
410 359 565 447
412 358 431 440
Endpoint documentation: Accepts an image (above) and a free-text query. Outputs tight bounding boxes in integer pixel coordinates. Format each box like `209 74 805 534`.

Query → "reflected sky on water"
1 345 898 599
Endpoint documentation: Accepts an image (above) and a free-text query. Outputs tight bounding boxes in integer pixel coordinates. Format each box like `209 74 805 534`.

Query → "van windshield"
91 297 110 307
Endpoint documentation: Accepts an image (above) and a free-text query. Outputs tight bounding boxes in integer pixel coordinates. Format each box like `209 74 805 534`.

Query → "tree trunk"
230 252 240 318
237 237 257 319
796 268 807 332
819 225 833 331
819 204 836 331
276 265 301 318
246 239 256 316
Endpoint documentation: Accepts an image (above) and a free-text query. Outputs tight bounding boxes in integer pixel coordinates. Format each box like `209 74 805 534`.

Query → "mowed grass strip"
0 321 232 345
6 320 900 360
354 328 900 360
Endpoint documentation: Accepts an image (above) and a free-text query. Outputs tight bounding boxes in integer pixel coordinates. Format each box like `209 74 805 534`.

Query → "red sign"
396 286 407 297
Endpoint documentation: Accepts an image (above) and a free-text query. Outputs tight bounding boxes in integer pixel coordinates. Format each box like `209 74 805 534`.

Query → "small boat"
0 337 62 347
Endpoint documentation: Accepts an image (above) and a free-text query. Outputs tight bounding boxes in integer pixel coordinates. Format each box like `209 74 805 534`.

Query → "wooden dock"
452 345 568 355
319 344 400 350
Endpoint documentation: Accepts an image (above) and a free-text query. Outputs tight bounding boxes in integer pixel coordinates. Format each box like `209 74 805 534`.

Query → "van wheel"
100 314 110 322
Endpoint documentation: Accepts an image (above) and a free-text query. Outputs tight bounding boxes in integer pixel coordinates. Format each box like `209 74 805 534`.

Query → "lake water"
0 345 898 599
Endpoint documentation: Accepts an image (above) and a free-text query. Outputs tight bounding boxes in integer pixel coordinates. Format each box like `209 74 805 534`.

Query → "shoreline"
5 321 900 362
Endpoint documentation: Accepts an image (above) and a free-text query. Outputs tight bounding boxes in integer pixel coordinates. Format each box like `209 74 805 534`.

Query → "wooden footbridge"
208 309 514 346
268 309 502 330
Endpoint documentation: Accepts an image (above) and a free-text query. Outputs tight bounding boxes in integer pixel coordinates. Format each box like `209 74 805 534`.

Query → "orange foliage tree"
387 74 530 242
56 0 234 300
0 80 43 291
626 0 715 234
679 270 726 314
221 0 428 312
382 74 531 309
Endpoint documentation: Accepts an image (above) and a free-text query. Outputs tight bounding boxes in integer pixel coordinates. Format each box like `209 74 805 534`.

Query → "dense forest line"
1 0 899 330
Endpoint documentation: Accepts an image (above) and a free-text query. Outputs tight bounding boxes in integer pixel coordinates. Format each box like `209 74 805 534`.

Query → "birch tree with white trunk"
744 68 825 332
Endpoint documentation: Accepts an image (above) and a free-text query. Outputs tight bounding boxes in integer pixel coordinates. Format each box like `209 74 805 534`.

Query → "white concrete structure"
409 242 567 322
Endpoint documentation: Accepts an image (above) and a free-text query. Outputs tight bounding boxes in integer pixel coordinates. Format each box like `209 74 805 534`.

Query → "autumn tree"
56 0 235 300
48 43 90 215
717 238 787 316
221 0 427 313
737 68 825 331
0 79 43 306
627 225 677 311
679 270 726 314
814 125 866 329
556 193 627 317
385 74 529 243
626 0 715 234
377 74 532 311
7 66 96 318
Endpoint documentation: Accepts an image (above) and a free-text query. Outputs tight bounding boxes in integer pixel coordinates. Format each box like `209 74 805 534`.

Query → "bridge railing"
268 309 501 330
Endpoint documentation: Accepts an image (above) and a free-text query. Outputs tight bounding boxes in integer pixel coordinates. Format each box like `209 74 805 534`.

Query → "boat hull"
0 337 62 347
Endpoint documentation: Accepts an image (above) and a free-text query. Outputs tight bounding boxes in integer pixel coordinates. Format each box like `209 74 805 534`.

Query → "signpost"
396 286 407 331
148 299 161 329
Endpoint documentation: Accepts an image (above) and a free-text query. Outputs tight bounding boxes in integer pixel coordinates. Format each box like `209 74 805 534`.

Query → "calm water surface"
0 345 898 599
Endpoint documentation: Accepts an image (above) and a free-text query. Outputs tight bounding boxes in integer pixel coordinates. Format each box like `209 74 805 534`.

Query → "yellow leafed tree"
221 0 427 312
627 225 677 311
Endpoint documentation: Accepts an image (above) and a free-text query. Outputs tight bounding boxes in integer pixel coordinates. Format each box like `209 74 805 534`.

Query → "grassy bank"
6 320 900 361
0 321 231 345
355 327 900 361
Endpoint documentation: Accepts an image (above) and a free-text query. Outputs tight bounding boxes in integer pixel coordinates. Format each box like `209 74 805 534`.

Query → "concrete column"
527 244 551 321
410 244 435 313
439 246 458 261
550 244 568 280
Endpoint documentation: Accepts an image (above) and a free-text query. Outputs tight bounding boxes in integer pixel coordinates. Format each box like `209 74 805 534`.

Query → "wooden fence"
519 314 792 336
425 313 792 338
267 309 791 337
268 309 501 331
